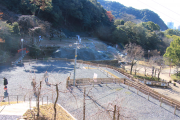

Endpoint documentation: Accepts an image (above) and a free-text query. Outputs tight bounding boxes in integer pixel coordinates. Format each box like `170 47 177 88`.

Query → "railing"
16 57 180 114
0 95 49 106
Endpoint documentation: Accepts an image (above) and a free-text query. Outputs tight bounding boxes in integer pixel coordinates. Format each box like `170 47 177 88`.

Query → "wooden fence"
22 57 180 114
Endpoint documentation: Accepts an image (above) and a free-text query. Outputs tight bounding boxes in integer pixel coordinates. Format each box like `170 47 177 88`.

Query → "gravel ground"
0 115 21 120
0 60 180 120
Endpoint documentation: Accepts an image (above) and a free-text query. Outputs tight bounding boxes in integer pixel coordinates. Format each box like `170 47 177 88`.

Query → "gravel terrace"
0 60 180 120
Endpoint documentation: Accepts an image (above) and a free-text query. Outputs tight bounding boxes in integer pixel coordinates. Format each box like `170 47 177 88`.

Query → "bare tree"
149 56 164 80
124 42 144 74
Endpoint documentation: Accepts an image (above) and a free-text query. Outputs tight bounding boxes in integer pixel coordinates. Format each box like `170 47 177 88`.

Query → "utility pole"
21 39 23 63
73 41 78 86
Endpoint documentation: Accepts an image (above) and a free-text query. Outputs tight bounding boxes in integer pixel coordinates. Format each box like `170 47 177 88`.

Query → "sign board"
93 73 97 82
161 83 166 86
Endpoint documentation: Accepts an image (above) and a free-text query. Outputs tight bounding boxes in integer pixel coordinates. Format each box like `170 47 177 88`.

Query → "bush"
134 75 159 81
174 83 176 86
29 45 42 58
12 22 20 35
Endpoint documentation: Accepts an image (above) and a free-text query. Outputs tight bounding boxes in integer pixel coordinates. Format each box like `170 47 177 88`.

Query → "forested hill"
98 0 168 31
0 0 112 32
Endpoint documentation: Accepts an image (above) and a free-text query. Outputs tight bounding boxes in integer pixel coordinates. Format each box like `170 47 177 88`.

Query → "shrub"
29 45 42 58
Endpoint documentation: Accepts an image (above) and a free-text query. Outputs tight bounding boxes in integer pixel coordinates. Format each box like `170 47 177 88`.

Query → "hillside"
98 0 168 31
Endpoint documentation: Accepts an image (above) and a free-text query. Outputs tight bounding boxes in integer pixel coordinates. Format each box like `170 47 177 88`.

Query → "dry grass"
23 103 75 120
0 101 23 106
138 61 150 67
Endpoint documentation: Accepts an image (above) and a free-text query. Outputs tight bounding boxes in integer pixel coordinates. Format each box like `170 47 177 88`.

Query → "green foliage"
0 20 20 55
164 38 180 64
114 19 124 26
165 29 180 36
98 0 168 31
141 21 160 31
171 73 180 81
29 45 42 58
2 0 111 31
109 20 163 52
134 75 160 81
12 22 20 35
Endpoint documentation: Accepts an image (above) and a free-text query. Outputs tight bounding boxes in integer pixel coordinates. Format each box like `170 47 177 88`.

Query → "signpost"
73 41 78 86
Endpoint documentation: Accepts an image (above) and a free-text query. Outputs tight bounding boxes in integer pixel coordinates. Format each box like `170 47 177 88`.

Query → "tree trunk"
37 81 42 118
151 67 154 78
113 105 116 120
54 84 59 120
154 69 156 77
130 61 134 75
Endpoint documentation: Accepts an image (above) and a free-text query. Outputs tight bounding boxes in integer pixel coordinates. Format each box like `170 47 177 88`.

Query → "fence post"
17 95 18 103
148 91 150 101
137 88 139 95
47 96 48 105
160 98 162 107
174 105 177 115
107 72 108 77
29 98 31 110
8 96 10 105
128 82 129 90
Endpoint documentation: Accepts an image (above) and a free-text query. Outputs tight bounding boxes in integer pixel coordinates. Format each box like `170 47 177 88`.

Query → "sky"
107 0 180 29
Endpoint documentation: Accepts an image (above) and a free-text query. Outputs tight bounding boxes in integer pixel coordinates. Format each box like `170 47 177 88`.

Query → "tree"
124 42 144 74
141 21 160 31
106 11 115 22
114 19 124 26
164 38 180 65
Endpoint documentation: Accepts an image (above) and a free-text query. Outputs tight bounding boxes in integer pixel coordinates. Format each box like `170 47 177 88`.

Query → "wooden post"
24 96 26 102
8 96 10 105
107 72 108 77
160 98 162 107
148 92 150 101
29 98 31 110
47 96 48 105
83 87 86 120
137 88 139 95
17 95 18 103
174 105 177 115
113 105 116 120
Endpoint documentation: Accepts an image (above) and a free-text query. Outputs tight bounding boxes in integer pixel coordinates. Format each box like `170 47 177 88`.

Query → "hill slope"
98 0 168 31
